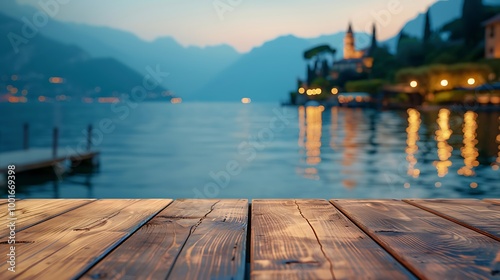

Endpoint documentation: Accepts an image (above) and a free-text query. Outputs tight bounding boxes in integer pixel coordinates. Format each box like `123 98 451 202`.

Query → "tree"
462 0 484 46
371 23 378 51
423 8 432 45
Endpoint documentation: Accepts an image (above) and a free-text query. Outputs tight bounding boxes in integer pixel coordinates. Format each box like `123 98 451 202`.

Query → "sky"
18 0 438 52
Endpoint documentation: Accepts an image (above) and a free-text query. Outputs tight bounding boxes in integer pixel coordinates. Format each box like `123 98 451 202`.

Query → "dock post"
87 124 92 151
23 123 29 150
52 127 59 158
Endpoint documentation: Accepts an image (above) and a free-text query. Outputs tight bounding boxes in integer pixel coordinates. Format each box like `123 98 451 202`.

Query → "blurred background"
0 0 499 199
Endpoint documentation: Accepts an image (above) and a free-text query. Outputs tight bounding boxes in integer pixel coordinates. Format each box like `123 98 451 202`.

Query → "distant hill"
3 0 497 102
0 13 168 101
0 0 241 99
382 0 500 52
191 33 370 102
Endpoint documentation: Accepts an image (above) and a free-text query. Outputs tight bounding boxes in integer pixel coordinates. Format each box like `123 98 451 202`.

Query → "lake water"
0 102 499 199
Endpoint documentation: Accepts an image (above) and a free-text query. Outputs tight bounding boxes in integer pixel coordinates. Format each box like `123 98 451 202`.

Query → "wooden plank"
83 199 248 280
405 199 500 242
485 199 500 205
0 199 172 280
167 199 248 280
331 199 500 280
0 199 95 238
251 200 415 279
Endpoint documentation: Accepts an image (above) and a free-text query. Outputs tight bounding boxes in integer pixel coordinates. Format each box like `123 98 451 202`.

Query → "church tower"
344 22 356 59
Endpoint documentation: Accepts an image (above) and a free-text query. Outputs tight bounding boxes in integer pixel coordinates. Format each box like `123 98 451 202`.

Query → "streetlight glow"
331 88 338 95
410 81 418 88
441 79 449 87
298 87 305 94
467 78 475 85
241 97 251 104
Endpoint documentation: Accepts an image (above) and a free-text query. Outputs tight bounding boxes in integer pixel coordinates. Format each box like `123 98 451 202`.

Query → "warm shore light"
241 97 251 104
331 88 338 95
410 81 418 88
171 97 182 104
467 78 475 85
49 77 64 84
298 88 305 94
440 79 449 87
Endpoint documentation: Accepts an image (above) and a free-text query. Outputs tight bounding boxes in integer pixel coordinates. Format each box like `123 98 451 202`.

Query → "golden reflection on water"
297 106 324 180
298 106 306 148
433 109 453 177
330 107 339 150
458 111 479 177
496 116 500 170
305 106 324 166
406 109 421 178
341 109 359 189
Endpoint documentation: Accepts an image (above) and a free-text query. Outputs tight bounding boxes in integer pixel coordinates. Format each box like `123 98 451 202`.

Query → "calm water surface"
0 102 499 199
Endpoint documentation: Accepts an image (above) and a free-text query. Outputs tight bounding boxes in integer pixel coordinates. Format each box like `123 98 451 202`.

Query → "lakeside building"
330 23 374 80
484 14 500 59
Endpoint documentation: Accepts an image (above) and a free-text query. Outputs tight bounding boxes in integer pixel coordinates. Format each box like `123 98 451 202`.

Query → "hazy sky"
18 0 437 52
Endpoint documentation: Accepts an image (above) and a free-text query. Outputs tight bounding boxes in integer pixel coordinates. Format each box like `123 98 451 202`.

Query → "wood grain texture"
485 199 500 205
166 199 248 280
331 199 500 280
404 199 500 241
83 199 247 280
0 199 95 238
251 199 415 280
0 199 172 280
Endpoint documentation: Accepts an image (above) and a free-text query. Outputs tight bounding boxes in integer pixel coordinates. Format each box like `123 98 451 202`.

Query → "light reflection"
297 106 323 180
458 111 479 177
298 106 305 147
406 108 421 178
330 107 338 150
341 109 359 189
496 116 500 170
305 106 323 166
433 109 453 177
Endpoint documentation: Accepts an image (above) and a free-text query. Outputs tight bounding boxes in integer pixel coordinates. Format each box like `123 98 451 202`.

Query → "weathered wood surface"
404 199 500 241
0 199 172 280
485 199 500 205
84 199 248 280
1 198 499 280
0 199 95 238
331 199 500 280
251 199 415 279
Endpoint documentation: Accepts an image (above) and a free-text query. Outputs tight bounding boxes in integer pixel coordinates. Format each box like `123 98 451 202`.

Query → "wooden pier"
0 148 99 174
0 124 99 175
0 199 499 279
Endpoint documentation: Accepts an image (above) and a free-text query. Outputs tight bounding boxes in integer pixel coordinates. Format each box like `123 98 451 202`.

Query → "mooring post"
23 123 29 150
87 124 92 151
52 127 59 158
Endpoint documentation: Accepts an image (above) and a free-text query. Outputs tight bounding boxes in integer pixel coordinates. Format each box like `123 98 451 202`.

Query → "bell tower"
344 22 355 59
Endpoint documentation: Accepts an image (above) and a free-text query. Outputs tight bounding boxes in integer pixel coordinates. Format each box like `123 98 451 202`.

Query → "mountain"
0 13 167 101
382 0 500 52
0 0 241 99
191 32 370 102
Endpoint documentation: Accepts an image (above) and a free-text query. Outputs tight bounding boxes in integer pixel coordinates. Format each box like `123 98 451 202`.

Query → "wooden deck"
1 199 499 279
0 148 99 174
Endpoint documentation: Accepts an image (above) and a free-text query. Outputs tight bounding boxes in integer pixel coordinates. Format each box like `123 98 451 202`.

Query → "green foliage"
396 63 492 92
462 0 484 46
303 45 336 60
478 58 500 80
345 79 386 95
431 90 470 104
423 9 432 45
370 46 399 81
310 77 330 89
397 37 424 67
